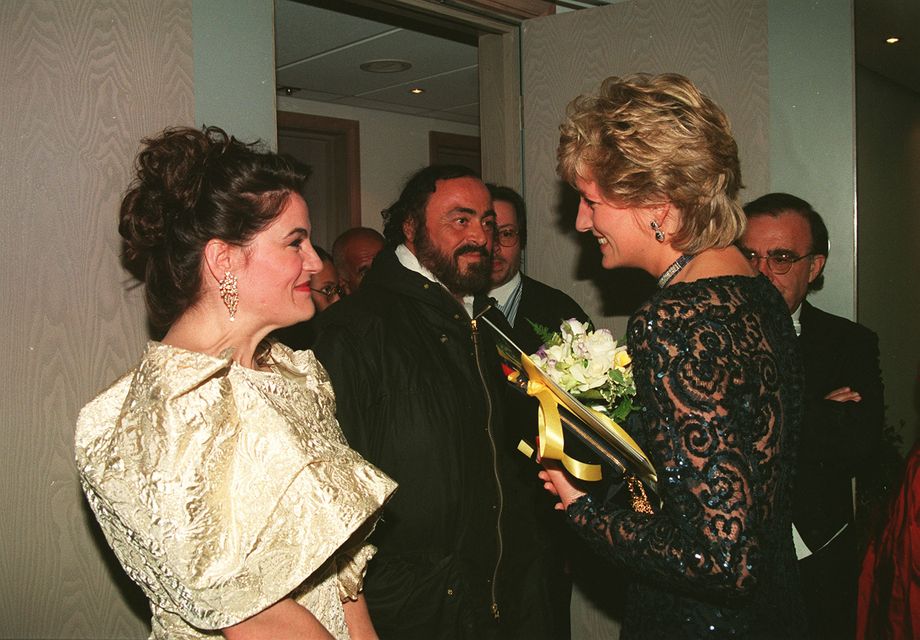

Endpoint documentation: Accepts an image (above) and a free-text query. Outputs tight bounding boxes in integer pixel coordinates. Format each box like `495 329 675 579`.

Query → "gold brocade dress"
75 341 396 639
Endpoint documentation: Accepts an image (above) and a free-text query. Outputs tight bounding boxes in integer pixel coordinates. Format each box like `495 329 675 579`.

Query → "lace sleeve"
567 284 792 599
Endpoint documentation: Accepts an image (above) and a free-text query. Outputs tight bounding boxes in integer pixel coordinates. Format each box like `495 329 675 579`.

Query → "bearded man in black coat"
313 166 558 640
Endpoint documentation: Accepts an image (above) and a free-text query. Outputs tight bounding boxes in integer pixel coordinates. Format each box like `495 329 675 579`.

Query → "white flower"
530 320 637 420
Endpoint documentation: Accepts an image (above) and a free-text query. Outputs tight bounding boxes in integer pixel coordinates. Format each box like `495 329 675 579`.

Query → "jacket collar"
364 247 476 318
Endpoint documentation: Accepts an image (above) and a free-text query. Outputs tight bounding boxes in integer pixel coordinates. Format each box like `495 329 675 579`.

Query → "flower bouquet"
475 307 657 508
529 319 636 424
528 319 655 512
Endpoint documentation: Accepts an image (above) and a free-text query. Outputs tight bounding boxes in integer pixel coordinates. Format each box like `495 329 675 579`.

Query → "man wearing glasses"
739 192 884 640
487 184 588 353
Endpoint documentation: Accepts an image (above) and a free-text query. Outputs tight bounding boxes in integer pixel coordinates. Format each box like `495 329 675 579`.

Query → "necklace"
657 254 696 288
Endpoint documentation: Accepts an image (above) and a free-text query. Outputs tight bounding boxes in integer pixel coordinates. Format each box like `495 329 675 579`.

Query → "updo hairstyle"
557 73 745 254
119 126 309 327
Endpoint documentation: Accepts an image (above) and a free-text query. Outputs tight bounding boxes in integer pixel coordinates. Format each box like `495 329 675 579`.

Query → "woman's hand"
538 459 587 511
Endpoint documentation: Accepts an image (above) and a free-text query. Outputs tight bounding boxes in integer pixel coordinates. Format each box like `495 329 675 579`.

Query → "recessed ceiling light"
886 36 900 44
409 87 425 95
360 59 412 74
277 85 301 97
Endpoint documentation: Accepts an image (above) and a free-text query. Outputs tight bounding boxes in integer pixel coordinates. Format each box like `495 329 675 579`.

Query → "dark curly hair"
382 164 480 245
118 126 310 327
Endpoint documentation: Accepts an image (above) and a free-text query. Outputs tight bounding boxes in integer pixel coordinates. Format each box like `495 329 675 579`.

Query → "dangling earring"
650 221 665 242
218 271 238 321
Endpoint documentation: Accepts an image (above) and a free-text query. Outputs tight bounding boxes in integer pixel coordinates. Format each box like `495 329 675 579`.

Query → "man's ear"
203 239 234 283
807 253 827 284
403 216 417 247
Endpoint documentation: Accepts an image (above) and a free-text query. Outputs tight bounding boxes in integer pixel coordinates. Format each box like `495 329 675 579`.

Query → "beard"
413 221 492 296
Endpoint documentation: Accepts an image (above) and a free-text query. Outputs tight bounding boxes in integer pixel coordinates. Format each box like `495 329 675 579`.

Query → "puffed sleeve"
76 343 395 630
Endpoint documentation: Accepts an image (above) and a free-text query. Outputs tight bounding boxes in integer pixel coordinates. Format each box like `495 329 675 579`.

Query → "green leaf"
527 319 559 347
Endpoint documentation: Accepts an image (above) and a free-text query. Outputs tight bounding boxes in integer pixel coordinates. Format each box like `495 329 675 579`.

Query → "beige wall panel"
521 0 768 335
0 1 193 637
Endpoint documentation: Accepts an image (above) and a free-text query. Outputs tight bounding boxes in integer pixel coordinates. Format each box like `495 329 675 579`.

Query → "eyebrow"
444 207 495 218
739 244 799 256
283 227 309 238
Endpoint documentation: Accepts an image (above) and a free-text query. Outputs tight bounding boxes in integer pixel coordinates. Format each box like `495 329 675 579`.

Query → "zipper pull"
491 601 500 620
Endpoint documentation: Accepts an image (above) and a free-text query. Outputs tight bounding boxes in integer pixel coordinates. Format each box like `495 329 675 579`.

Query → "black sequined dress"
566 275 808 639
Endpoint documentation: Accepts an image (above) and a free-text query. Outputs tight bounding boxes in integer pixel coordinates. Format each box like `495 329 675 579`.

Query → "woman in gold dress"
75 126 395 639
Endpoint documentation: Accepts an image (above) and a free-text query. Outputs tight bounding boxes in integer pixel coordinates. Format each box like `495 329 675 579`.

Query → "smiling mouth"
294 283 311 292
596 236 608 245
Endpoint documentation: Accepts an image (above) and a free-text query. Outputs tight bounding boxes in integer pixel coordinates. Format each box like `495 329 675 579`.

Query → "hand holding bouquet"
528 319 654 512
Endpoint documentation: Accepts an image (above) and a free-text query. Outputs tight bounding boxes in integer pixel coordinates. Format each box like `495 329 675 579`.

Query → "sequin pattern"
76 342 396 639
567 276 805 638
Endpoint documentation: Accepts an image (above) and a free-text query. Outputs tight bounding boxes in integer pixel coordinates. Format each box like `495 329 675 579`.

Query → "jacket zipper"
470 317 502 621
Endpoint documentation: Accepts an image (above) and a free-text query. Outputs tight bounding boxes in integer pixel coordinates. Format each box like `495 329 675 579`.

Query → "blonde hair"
557 73 745 254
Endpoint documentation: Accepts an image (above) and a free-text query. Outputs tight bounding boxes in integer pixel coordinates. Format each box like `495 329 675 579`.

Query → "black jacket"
512 275 591 354
313 248 556 639
795 301 885 549
793 301 885 637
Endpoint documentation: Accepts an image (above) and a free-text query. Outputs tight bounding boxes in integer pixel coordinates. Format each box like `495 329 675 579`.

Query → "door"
277 111 361 253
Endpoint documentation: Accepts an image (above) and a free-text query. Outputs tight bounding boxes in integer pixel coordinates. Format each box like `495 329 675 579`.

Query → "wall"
277 96 479 230
0 0 282 637
193 0 277 145
0 2 193 637
521 0 770 337
769 0 857 320
856 66 920 448
519 0 855 339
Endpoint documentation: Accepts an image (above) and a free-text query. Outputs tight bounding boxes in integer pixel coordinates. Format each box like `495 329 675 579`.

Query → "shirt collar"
791 303 803 336
488 271 522 307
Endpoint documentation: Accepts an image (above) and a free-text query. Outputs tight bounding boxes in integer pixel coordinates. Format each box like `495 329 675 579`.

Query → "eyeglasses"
740 250 814 275
317 284 345 299
496 227 519 248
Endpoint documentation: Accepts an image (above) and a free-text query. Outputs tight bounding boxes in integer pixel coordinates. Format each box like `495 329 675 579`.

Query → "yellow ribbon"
507 357 604 481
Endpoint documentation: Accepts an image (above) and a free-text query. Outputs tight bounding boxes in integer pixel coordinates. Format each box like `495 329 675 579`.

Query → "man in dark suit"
739 193 885 639
486 184 589 352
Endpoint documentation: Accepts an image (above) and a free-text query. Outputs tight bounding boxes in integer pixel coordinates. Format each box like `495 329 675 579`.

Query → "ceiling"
274 0 920 126
274 0 483 124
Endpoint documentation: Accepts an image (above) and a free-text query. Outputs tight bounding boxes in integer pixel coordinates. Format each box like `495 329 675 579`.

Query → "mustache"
454 244 489 260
